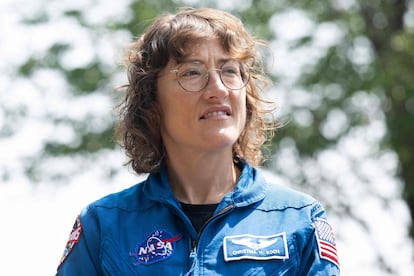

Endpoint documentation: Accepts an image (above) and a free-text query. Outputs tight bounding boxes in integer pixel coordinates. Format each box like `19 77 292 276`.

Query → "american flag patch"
314 218 339 267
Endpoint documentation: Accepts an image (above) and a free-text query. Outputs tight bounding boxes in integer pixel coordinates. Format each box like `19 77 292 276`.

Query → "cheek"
158 94 193 134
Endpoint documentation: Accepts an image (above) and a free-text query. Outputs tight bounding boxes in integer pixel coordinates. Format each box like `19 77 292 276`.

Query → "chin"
205 135 238 150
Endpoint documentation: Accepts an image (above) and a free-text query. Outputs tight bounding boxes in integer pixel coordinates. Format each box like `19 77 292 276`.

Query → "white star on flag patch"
314 218 340 268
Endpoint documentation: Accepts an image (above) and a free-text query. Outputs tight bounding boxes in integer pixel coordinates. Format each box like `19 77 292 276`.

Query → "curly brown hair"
116 7 276 174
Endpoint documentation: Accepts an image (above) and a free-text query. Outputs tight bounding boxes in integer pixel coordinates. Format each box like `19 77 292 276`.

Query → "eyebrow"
180 57 232 65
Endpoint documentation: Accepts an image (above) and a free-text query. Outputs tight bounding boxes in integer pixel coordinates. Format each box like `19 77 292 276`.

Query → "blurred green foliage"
11 0 414 242
287 0 414 238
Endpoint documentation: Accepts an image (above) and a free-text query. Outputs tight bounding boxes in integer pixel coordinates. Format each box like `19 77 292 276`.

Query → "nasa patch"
58 215 82 268
129 230 182 266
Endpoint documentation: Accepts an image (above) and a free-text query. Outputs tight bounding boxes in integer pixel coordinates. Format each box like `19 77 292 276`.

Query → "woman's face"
156 38 247 157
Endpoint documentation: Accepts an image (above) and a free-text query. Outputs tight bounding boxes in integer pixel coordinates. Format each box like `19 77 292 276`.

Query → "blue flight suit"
57 161 340 275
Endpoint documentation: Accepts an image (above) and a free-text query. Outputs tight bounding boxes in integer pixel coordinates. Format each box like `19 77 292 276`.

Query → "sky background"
1 0 414 275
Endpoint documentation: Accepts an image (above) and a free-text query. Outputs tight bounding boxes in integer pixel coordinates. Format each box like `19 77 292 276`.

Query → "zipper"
200 204 234 244
190 203 235 253
185 204 234 275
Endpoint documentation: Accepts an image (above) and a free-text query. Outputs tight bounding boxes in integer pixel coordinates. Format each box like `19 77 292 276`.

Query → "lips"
200 106 231 120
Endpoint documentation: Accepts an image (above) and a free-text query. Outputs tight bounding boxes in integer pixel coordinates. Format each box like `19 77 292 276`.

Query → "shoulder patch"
314 218 340 268
58 215 83 268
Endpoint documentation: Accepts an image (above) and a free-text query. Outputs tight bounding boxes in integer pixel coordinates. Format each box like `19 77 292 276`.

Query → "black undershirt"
181 202 219 233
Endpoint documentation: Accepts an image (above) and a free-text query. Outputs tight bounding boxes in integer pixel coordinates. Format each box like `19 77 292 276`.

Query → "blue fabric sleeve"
56 207 101 276
299 202 341 275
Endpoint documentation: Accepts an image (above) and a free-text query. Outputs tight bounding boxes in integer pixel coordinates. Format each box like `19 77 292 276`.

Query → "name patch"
129 229 182 265
223 233 289 261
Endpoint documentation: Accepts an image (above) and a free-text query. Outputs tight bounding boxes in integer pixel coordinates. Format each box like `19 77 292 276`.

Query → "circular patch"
129 229 182 266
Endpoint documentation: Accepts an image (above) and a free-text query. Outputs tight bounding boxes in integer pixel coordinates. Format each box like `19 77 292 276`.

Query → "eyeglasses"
169 60 250 93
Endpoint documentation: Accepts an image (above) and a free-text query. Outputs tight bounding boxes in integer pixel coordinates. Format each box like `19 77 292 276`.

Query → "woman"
57 7 340 275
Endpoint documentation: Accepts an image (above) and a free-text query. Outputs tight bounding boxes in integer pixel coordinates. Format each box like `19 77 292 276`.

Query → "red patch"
58 215 82 268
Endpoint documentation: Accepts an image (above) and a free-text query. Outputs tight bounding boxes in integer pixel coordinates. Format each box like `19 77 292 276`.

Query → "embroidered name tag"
223 232 289 261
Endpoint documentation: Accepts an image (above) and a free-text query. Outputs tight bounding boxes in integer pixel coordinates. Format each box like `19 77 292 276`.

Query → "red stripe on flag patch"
314 218 340 267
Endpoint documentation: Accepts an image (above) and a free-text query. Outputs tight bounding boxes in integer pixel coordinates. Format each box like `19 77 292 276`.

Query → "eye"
222 66 239 75
221 61 241 76
181 68 202 77
178 63 205 79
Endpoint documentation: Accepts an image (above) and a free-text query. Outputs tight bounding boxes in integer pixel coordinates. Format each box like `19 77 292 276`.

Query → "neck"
166 151 240 204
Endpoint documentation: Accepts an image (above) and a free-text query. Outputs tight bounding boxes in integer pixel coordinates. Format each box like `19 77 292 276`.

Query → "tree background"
1 0 413 274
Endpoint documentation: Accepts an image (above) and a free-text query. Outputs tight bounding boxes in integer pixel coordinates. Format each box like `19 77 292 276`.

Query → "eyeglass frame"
167 60 250 93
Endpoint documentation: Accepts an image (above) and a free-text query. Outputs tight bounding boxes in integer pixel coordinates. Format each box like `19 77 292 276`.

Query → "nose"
203 69 228 98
